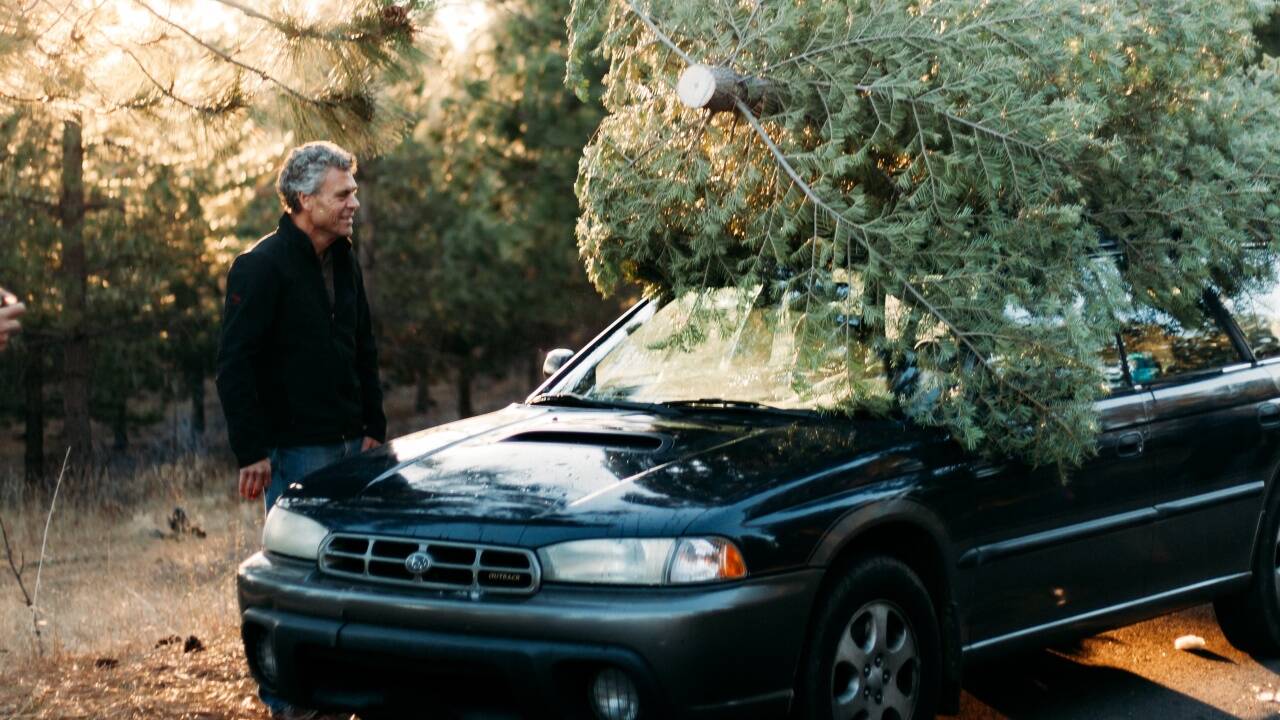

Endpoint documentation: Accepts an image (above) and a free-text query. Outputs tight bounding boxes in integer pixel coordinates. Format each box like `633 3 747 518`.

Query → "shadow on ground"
958 647 1248 719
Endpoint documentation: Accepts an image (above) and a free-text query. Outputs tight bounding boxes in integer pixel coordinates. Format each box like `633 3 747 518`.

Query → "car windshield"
548 287 891 412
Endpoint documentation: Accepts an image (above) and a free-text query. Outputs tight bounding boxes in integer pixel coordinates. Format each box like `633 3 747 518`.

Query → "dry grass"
0 453 269 717
0 455 258 657
0 622 271 720
0 372 542 717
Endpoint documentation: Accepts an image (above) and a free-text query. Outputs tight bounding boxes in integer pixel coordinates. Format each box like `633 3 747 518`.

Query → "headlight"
262 506 329 560
538 537 746 585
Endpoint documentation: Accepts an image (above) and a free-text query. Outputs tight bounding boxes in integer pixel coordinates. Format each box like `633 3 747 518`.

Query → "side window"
1222 278 1280 362
1096 335 1130 394
1119 305 1241 386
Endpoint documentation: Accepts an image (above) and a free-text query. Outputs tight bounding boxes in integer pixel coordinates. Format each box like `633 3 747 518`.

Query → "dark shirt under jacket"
216 213 386 468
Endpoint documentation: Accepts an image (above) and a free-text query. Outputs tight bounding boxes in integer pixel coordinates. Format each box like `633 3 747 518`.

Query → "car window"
1118 305 1240 386
1096 336 1130 394
565 286 892 410
1222 277 1280 362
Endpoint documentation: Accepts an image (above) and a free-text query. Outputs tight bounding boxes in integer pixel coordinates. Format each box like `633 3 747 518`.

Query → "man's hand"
239 457 272 500
362 436 382 452
0 287 26 352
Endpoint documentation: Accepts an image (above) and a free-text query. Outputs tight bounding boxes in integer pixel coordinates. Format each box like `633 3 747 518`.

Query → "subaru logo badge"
404 551 432 575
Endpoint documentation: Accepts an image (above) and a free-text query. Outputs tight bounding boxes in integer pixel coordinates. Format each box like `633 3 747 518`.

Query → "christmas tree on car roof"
565 0 1280 467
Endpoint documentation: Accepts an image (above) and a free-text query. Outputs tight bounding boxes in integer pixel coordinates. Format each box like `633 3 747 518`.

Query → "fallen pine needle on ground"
0 621 270 720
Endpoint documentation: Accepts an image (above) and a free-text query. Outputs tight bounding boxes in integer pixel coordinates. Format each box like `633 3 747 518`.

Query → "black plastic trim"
1153 481 1265 518
957 507 1158 568
963 572 1249 654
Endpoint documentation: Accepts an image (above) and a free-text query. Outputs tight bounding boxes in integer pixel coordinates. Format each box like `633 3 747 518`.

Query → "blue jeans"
259 438 362 713
264 438 364 511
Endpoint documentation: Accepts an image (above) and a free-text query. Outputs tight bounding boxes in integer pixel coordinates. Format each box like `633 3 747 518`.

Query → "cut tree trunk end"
677 64 774 114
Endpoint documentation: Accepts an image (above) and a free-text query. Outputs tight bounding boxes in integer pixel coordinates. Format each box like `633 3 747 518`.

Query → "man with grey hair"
216 141 384 716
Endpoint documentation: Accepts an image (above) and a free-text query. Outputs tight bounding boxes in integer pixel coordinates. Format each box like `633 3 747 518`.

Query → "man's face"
299 167 359 239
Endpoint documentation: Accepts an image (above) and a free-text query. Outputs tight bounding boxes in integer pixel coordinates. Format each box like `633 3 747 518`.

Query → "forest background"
0 0 624 491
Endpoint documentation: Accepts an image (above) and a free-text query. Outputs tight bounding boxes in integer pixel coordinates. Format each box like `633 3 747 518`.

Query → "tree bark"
23 347 44 483
456 365 473 419
111 400 128 452
414 366 433 413
188 366 206 443
59 116 91 460
356 157 378 312
527 349 541 390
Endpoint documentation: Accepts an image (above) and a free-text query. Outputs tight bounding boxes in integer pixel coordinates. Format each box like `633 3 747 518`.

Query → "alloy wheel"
830 600 920 720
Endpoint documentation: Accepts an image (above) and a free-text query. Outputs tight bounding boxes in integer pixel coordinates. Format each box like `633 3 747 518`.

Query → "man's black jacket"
216 214 386 468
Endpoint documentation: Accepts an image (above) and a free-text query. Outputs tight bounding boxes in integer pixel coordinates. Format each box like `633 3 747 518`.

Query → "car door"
1131 297 1277 594
956 336 1154 645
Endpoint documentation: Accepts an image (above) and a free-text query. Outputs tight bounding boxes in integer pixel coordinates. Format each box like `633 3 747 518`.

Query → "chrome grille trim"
318 533 541 595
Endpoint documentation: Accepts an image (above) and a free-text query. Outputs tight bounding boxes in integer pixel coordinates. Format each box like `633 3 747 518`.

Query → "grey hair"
276 141 358 213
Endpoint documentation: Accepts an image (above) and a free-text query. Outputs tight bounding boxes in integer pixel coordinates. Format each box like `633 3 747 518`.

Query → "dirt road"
958 604 1280 719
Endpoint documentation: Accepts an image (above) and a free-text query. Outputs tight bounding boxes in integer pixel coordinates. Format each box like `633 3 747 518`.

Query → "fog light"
254 633 279 687
589 667 640 720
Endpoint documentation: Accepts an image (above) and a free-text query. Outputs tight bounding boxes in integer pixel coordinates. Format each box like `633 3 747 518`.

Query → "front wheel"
796 556 941 720
1214 488 1280 656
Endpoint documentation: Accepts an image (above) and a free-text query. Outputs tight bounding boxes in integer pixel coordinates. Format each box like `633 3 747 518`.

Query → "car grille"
318 533 540 595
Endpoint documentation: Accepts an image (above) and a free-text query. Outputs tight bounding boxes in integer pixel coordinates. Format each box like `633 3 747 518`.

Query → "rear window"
1222 278 1280 362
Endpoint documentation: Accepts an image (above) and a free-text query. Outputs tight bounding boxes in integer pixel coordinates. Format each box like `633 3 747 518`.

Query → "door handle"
1116 431 1144 458
1260 402 1280 429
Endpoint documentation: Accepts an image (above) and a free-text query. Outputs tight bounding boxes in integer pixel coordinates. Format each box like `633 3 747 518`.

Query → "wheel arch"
798 500 963 715
1246 461 1280 570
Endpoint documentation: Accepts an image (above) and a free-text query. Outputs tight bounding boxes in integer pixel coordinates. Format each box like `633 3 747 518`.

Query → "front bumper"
238 552 822 719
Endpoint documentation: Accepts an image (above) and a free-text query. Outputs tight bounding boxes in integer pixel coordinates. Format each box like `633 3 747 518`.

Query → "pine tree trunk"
527 349 541 390
189 366 206 443
112 400 128 452
456 365 473 418
59 117 91 461
24 346 44 483
356 158 378 312
414 366 433 413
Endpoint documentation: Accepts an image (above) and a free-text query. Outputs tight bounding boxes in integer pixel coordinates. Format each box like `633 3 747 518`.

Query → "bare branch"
621 0 695 66
30 446 70 656
0 192 57 210
0 515 34 608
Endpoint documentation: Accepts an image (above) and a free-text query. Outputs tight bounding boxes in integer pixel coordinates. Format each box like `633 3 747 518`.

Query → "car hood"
285 403 927 541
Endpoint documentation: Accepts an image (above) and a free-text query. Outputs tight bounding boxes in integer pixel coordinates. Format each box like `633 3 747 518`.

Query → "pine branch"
118 45 245 117
736 96 1070 437
622 0 694 66
131 0 314 105
623 0 1075 442
209 0 402 44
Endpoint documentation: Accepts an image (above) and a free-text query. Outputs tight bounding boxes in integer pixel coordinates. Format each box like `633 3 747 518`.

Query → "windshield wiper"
658 398 813 417
527 392 677 415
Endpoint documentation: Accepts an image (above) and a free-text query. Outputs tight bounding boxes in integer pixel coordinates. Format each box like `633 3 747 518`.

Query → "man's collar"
279 212 351 256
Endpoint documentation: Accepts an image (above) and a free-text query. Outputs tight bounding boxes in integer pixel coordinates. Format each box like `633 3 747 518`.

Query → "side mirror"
543 348 575 377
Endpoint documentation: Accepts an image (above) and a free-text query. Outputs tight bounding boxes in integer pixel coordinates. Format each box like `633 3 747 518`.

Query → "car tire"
1214 486 1280 656
795 556 941 720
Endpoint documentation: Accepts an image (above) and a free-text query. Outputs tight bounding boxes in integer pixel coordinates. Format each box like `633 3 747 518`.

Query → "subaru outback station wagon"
239 274 1280 720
